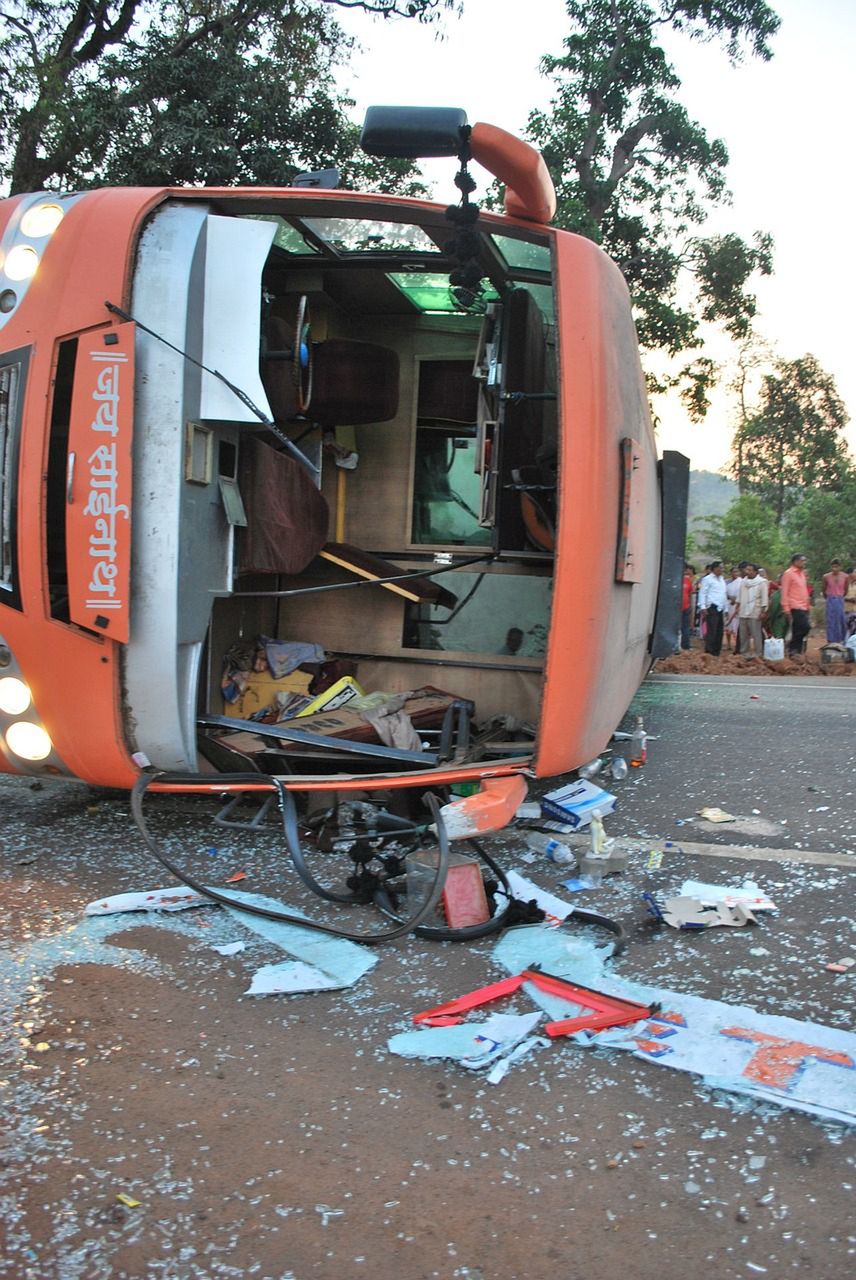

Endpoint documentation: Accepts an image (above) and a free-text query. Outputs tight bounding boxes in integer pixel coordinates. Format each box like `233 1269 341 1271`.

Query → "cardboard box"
211 686 473 757
541 779 617 829
224 669 312 720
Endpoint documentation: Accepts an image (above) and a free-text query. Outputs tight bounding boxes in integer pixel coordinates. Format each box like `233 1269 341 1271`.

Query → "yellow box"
224 669 312 720
296 675 364 717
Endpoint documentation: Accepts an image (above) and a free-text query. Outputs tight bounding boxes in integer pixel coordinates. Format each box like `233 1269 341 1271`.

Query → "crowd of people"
679 556 856 659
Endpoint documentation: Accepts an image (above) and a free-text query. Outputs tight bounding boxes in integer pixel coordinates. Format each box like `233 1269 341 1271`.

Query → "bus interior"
117 193 561 782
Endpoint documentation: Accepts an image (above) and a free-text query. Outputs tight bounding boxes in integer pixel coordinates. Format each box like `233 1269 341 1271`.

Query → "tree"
731 354 852 525
0 1 456 194
784 481 856 585
686 513 723 565
718 493 786 574
728 333 774 493
526 0 779 416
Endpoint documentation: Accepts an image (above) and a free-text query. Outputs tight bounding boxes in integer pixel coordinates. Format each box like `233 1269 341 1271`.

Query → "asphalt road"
0 674 853 1280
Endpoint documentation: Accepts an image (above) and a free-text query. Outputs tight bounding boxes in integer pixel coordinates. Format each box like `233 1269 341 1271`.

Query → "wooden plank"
319 542 457 608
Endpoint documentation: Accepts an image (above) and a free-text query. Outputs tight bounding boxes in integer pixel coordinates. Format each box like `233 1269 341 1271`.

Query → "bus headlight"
20 203 64 238
5 721 53 761
0 676 32 714
4 244 40 281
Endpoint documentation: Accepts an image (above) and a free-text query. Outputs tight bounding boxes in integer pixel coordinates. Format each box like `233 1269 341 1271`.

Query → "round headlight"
5 721 53 761
4 245 40 281
0 676 32 715
20 203 64 238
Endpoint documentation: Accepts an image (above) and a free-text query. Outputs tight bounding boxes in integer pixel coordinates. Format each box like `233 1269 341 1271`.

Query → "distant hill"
688 469 737 523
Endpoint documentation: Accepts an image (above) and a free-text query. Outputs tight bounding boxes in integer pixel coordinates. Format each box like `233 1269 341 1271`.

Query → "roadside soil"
655 630 853 677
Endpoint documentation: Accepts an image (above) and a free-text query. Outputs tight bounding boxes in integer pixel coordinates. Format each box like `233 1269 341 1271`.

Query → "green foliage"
0 1 453 193
731 353 852 524
718 493 787 574
686 513 724 563
783 482 856 584
526 0 779 411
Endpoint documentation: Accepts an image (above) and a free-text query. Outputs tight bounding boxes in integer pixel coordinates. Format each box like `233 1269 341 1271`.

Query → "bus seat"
236 435 329 576
261 316 399 426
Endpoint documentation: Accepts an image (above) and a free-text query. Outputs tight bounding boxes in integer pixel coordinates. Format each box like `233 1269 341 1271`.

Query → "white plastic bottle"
577 756 604 780
524 831 576 867
580 808 610 885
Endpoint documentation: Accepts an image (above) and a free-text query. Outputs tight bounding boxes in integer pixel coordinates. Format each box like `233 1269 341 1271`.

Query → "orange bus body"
0 117 686 820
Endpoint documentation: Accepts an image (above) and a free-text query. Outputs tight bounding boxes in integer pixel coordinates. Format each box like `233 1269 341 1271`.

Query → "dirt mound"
655 639 853 677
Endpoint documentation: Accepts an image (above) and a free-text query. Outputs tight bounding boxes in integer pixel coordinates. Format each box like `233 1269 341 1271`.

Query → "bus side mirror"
360 106 469 159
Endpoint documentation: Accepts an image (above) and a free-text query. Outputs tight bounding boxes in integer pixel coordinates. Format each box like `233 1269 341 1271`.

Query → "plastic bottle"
577 756 603 780
524 831 576 867
610 755 629 780
629 715 647 767
588 809 605 854
580 808 610 885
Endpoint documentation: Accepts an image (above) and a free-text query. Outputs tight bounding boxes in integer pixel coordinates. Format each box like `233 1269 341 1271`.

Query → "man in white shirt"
737 563 769 657
697 560 728 655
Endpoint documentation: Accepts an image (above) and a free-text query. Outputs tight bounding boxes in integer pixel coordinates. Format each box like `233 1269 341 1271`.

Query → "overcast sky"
335 0 856 475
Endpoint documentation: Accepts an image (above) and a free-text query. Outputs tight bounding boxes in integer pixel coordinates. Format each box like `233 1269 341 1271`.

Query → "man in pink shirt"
780 553 811 656
822 558 849 643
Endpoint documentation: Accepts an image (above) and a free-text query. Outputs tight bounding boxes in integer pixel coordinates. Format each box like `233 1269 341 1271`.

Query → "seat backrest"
311 339 399 427
260 315 399 427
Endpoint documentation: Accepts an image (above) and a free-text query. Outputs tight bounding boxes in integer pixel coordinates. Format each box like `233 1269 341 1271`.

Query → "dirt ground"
655 630 854 677
1 678 854 1280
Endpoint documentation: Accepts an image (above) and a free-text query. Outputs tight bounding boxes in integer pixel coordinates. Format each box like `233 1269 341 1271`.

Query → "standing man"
697 560 728 655
737 563 769 657
822 559 849 643
780 553 811 656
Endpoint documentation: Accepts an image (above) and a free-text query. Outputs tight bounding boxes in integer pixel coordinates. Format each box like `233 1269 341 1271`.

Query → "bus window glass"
489 234 551 273
403 571 550 657
388 272 499 313
45 339 77 622
0 349 28 609
300 218 440 255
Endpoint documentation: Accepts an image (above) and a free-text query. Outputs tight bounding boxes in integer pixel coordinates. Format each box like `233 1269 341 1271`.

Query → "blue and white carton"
540 779 617 829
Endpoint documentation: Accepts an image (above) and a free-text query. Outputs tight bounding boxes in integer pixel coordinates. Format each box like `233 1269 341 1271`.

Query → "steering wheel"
293 294 313 413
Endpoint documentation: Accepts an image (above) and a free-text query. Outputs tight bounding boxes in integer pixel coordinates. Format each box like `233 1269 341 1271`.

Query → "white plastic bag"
763 637 784 660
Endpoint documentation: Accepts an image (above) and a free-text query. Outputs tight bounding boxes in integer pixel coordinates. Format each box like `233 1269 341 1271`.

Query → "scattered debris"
502 870 574 923
678 879 777 913
826 957 855 974
541 779 617 828
492 926 856 1125
696 807 737 823
412 967 651 1038
85 885 377 994
388 1011 544 1073
645 893 757 931
85 886 209 915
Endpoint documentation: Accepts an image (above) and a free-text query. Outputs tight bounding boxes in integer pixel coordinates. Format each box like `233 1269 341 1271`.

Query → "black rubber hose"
129 772 449 944
562 907 626 956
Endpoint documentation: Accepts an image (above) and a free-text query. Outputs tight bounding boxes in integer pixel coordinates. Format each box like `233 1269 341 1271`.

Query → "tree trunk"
9 108 48 194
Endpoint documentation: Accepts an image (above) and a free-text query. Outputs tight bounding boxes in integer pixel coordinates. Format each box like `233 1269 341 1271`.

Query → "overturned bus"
0 107 687 868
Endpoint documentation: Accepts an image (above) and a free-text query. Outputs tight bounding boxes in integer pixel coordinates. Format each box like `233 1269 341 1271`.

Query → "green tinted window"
389 273 500 313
